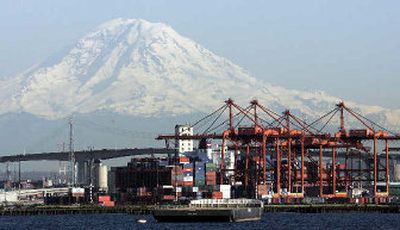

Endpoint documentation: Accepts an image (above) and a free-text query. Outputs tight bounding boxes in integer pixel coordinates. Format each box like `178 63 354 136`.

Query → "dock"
264 204 400 213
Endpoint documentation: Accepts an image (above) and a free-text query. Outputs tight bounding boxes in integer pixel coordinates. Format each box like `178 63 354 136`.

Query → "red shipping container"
163 195 175 200
183 181 194 186
212 191 223 199
206 181 216 186
179 157 190 163
98 195 111 203
102 201 115 207
206 172 216 177
183 168 193 173
206 172 216 185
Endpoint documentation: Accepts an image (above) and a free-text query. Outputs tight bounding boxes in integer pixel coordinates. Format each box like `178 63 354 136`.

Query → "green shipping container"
195 179 205 186
205 163 217 168
205 163 217 171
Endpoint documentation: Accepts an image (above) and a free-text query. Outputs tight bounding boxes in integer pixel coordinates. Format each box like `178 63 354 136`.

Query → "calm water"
1 213 400 230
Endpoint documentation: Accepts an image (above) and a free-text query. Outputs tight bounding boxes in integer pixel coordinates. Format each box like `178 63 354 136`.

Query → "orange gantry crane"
157 99 400 203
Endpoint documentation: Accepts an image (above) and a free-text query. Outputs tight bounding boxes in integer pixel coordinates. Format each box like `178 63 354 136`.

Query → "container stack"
224 151 235 177
183 164 194 187
170 165 183 186
205 163 217 186
194 161 205 186
161 185 175 200
257 184 268 198
197 149 212 162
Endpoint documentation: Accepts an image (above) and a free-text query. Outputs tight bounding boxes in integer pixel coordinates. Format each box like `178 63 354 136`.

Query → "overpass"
0 148 175 163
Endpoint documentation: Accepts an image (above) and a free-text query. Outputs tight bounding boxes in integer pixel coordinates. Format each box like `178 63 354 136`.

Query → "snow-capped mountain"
1 18 399 129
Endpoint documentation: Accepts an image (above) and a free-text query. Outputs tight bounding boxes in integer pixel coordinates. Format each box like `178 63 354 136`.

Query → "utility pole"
69 117 76 187
18 153 22 193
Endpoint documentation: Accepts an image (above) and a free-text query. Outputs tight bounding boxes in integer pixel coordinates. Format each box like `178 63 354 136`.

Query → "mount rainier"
0 18 399 130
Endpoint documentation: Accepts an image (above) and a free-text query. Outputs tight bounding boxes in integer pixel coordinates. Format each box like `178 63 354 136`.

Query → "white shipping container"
222 191 231 199
218 185 231 191
183 176 193 182
176 187 182 192
206 148 213 159
192 187 199 193
218 185 231 199
71 187 85 194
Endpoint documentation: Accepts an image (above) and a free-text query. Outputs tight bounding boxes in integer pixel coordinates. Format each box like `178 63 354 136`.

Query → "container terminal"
2 98 400 213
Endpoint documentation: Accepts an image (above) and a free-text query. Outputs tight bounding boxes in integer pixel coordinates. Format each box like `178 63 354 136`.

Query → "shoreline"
1 204 400 216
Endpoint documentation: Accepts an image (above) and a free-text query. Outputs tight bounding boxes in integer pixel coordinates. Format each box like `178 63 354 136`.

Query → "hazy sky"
1 0 399 108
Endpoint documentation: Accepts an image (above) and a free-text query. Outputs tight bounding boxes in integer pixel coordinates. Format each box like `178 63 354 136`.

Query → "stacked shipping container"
183 163 194 186
111 144 235 203
194 161 205 186
205 163 217 186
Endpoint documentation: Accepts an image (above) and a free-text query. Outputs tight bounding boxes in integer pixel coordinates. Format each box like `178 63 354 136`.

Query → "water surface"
1 212 399 230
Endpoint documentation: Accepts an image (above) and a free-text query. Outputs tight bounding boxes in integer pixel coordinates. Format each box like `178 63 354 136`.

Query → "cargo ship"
152 199 263 222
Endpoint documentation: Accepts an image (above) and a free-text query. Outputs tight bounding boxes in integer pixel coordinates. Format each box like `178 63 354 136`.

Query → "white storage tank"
99 165 108 192
94 163 108 192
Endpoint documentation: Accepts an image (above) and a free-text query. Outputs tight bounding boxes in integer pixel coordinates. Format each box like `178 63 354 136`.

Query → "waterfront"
1 212 400 230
